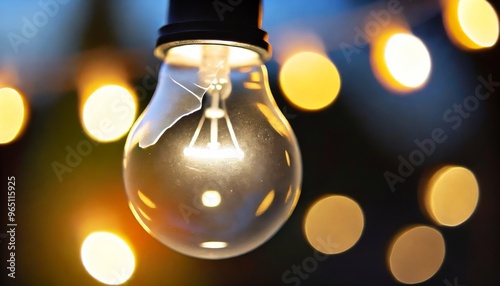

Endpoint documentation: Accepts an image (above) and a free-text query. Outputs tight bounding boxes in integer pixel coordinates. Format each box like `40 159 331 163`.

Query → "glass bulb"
123 44 302 259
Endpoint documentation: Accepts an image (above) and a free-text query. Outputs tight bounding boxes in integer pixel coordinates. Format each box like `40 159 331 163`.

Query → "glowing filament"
184 46 243 160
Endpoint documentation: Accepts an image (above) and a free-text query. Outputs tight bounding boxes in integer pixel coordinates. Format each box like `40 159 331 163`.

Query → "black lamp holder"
154 0 271 61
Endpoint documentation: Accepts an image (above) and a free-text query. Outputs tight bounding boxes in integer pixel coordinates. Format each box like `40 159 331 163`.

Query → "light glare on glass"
255 190 275 216
137 190 156 209
201 190 222 208
200 241 228 249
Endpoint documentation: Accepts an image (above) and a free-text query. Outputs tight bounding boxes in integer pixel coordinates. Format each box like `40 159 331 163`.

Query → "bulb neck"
200 46 232 99
154 0 271 62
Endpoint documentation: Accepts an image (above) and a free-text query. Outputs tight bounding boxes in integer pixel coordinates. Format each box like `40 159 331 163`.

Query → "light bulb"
123 44 302 259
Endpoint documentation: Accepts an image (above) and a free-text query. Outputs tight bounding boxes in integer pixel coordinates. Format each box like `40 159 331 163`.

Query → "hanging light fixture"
123 0 302 259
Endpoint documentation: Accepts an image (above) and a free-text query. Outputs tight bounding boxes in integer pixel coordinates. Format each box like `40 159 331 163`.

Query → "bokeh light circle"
388 225 445 284
81 232 136 285
82 85 137 142
304 195 364 254
384 33 432 88
443 0 499 49
0 87 27 144
423 166 479 226
279 52 341 111
458 0 499 48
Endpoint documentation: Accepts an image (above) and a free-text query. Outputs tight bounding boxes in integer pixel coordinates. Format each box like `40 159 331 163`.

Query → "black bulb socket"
154 0 271 61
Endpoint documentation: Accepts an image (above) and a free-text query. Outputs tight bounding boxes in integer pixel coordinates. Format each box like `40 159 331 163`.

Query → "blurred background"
1 0 499 285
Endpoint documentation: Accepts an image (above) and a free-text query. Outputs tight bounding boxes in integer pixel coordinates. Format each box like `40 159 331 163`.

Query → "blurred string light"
422 166 479 227
0 87 28 144
82 85 137 142
280 52 341 111
273 29 327 65
384 34 431 88
77 53 137 143
442 0 499 50
81 232 136 285
275 30 341 111
304 195 364 254
388 225 445 284
370 23 432 94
